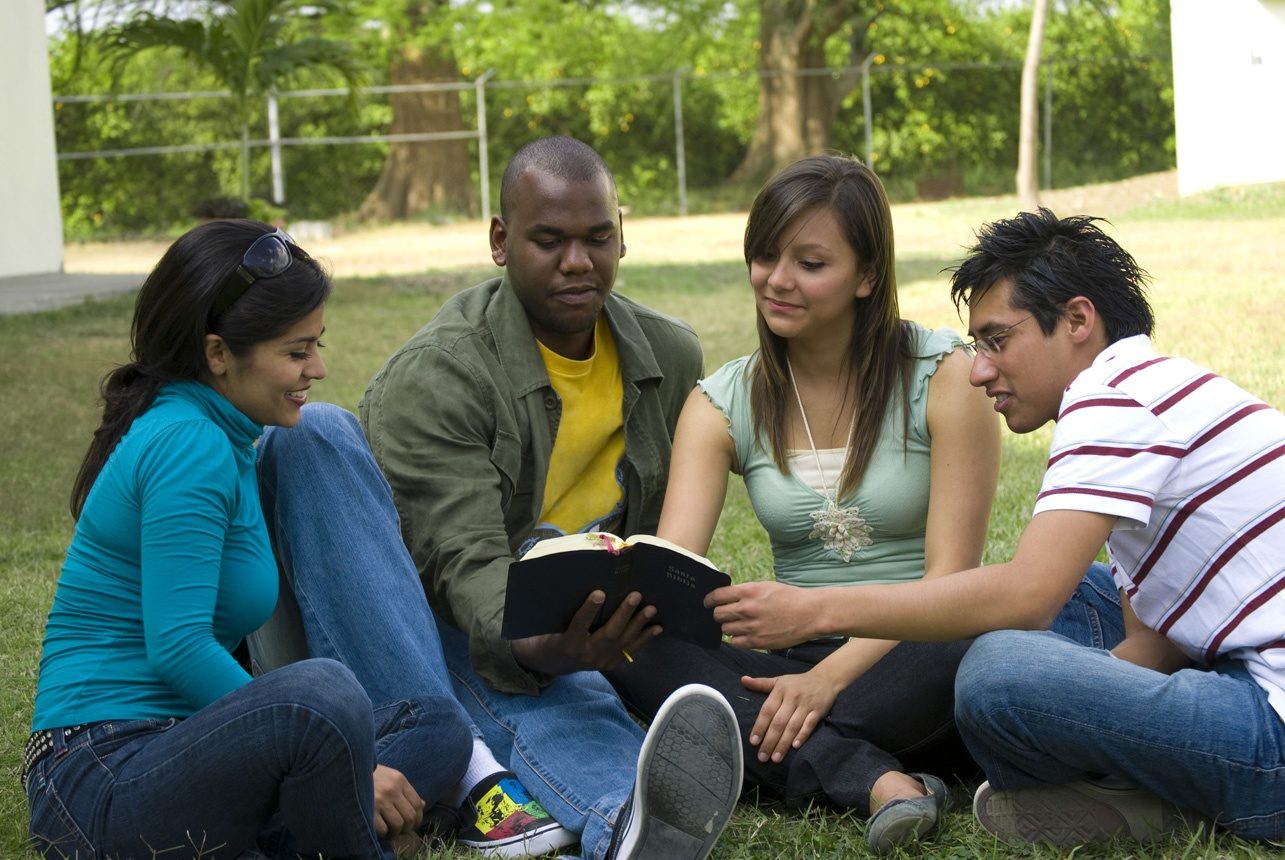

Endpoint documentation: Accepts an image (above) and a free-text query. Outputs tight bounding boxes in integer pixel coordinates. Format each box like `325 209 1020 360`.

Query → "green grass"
4 186 1285 858
1127 181 1285 221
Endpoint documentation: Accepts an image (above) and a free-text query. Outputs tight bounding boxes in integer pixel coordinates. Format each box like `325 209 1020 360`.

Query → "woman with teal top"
607 155 1000 852
24 220 471 858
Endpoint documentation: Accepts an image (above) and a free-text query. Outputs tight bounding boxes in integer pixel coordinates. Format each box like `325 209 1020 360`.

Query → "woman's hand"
742 670 841 763
372 764 425 838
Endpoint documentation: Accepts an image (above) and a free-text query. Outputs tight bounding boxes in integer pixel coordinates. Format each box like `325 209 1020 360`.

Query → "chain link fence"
51 55 1173 233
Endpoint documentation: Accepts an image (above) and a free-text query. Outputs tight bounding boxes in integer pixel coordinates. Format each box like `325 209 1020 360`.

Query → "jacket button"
544 396 556 409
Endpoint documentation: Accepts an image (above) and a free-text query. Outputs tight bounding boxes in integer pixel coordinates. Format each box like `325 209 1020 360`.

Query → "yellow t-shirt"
537 317 626 535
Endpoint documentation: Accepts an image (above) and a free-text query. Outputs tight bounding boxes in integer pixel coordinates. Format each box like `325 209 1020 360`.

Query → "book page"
625 534 717 569
520 531 625 561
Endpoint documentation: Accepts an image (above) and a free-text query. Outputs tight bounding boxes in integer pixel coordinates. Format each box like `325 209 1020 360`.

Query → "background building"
1172 0 1285 196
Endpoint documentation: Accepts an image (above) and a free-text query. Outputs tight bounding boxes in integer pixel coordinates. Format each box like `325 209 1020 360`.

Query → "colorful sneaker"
973 779 1192 846
455 771 578 858
607 684 744 860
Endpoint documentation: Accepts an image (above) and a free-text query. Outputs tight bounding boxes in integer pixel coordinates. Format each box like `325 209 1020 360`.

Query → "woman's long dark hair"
745 154 914 498
69 219 331 518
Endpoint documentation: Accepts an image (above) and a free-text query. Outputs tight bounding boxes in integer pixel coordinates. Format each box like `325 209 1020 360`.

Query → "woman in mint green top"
700 324 965 588
25 220 463 859
608 155 1000 853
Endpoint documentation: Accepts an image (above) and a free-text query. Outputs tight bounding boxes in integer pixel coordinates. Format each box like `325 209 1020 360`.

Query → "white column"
1 0 64 277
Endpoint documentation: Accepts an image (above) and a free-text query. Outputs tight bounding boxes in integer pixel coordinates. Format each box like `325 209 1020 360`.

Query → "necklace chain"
786 360 839 500
786 358 873 562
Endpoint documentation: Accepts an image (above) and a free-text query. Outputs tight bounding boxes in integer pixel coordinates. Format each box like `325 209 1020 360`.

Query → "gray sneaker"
973 779 1192 846
608 684 744 860
865 773 949 854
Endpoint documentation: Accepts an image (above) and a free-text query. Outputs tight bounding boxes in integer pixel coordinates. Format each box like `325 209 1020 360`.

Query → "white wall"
1171 0 1285 196
1 0 64 278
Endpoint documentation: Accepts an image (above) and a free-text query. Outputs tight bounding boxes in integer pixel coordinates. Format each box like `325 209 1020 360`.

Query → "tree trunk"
240 120 251 202
1017 0 1049 212
358 45 475 221
730 1 868 184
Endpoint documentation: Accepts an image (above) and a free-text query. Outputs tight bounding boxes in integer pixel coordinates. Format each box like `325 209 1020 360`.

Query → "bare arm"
656 387 735 554
1111 592 1193 674
709 509 1116 647
920 348 1000 579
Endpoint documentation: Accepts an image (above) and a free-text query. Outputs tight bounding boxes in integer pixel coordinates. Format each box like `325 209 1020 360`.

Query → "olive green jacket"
359 276 702 694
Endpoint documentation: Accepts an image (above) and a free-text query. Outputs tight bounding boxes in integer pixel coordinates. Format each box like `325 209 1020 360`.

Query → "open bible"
502 532 731 648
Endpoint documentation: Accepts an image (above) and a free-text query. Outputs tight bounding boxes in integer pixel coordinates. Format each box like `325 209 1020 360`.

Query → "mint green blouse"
700 324 964 587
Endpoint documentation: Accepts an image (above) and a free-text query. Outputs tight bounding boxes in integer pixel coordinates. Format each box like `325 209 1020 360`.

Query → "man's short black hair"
949 208 1155 343
499 136 616 219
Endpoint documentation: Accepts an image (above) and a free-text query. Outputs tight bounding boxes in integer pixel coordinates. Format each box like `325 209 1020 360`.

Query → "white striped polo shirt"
1034 335 1285 722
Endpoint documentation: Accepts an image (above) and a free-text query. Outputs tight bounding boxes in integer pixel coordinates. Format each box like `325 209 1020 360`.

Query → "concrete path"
0 272 142 316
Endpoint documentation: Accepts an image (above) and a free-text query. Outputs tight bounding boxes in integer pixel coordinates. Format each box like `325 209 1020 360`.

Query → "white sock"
449 736 507 807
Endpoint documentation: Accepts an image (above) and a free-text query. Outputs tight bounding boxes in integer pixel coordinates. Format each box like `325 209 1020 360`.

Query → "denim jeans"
253 403 475 810
254 404 643 860
437 622 643 860
1046 562 1125 650
956 631 1285 840
25 659 386 860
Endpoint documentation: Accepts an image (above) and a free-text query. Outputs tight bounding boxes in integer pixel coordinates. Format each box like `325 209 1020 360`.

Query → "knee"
539 672 632 721
294 402 362 440
955 631 1041 727
260 403 363 473
277 658 374 740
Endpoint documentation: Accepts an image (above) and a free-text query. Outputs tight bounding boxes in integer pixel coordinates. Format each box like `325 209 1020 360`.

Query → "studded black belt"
21 725 88 791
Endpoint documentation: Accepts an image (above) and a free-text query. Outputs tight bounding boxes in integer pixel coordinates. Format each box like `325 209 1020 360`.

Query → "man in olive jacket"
359 136 741 860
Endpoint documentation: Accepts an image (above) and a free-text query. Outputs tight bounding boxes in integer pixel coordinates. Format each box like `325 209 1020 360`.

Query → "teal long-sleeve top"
32 380 278 730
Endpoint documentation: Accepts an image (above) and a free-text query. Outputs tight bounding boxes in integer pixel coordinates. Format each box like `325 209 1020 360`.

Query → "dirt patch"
1027 170 1179 217
63 171 1180 278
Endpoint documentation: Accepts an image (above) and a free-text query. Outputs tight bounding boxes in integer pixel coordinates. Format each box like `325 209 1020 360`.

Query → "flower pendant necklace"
787 360 873 562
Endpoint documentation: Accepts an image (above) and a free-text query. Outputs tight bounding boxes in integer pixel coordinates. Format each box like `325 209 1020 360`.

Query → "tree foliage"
47 0 1175 237
102 0 362 198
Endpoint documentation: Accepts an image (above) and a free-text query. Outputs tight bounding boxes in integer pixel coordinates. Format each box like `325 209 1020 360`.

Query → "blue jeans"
436 621 643 860
26 659 386 859
956 630 1285 840
254 403 474 810
256 404 643 860
1046 562 1125 650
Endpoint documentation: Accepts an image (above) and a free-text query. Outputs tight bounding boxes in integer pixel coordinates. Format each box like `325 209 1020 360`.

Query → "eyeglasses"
962 314 1033 357
209 228 297 321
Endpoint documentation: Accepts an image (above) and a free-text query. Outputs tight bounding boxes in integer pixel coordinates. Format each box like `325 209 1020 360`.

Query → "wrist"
810 589 841 639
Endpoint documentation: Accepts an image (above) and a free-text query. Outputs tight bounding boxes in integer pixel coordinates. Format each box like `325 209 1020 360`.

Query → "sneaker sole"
973 780 1185 846
457 819 579 858
619 684 744 860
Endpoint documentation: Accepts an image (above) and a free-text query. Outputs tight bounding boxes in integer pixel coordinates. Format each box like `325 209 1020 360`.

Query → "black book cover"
502 541 731 648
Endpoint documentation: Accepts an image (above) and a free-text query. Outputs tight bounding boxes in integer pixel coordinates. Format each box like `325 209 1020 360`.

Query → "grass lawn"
3 183 1284 858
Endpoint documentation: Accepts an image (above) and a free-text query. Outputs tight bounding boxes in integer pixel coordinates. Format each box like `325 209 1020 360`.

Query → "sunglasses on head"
209 228 297 322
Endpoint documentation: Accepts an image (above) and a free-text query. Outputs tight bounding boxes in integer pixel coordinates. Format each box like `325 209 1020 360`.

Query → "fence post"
1043 60 1053 190
476 69 496 223
268 91 285 204
862 53 877 167
673 68 690 217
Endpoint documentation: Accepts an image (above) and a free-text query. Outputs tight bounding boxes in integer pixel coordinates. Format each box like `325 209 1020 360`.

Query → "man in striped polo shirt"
705 208 1285 846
